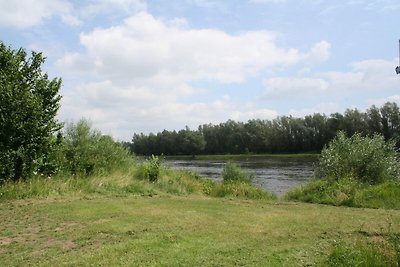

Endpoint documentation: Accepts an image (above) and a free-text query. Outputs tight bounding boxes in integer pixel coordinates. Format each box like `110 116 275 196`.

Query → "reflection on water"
165 157 316 197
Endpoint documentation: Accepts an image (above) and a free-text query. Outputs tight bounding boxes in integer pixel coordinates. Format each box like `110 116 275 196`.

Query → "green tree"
0 42 62 181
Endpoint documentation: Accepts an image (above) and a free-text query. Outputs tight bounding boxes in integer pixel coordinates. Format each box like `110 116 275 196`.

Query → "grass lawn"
1 195 399 266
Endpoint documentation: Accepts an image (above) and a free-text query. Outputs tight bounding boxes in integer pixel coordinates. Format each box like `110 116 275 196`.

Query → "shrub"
135 155 161 182
316 132 400 184
221 162 253 184
61 119 133 176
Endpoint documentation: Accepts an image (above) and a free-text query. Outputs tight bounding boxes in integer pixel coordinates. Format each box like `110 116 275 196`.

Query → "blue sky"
1 0 399 140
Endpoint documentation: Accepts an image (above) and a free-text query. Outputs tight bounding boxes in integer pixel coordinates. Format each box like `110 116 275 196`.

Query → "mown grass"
0 194 399 266
1 157 399 265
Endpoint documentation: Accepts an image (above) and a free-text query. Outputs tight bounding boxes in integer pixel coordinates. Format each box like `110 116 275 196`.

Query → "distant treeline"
126 102 400 156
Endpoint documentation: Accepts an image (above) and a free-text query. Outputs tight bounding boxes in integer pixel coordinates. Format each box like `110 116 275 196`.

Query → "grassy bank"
0 167 275 201
1 194 399 266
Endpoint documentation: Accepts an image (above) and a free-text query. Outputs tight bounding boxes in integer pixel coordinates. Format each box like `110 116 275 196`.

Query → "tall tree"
0 42 62 181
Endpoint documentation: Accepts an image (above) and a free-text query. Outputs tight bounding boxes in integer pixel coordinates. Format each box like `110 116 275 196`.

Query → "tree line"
128 102 400 155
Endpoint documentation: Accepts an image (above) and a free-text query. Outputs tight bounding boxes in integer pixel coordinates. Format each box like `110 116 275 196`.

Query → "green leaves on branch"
0 42 62 181
61 119 133 176
316 132 400 184
135 155 162 182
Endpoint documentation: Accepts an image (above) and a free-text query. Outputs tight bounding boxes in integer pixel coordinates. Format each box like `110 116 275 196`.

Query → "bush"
61 119 133 176
316 132 400 184
135 155 161 182
221 162 253 184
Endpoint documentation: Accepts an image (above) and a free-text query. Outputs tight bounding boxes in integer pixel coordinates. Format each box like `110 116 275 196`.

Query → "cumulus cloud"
58 12 309 84
57 11 330 139
303 41 331 65
0 0 148 29
366 95 400 107
263 77 329 99
0 0 79 28
263 58 399 99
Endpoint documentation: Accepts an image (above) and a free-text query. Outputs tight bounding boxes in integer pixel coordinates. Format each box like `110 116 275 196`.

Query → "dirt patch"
43 238 77 250
0 237 12 246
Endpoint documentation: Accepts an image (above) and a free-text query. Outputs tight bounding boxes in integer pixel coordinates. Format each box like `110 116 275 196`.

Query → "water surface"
165 157 316 197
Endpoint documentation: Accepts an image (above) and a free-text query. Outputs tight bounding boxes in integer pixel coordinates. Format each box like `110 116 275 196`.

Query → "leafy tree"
0 42 62 181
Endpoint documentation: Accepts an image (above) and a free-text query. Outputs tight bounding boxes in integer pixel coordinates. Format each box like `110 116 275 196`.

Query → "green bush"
135 155 161 182
61 119 134 176
221 162 253 184
316 132 400 184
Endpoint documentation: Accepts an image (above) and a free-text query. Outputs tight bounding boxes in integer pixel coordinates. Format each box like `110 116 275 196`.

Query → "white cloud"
263 58 399 99
0 0 79 28
231 109 278 121
288 102 341 117
303 41 331 65
80 0 147 18
263 77 329 99
249 0 287 4
366 95 400 107
57 11 329 140
186 0 220 7
0 0 149 29
58 12 308 84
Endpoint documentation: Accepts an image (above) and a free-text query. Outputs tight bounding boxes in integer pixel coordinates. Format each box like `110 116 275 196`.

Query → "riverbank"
1 194 399 266
159 153 319 160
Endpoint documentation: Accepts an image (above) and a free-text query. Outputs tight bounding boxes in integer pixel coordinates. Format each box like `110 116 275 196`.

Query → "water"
165 157 317 197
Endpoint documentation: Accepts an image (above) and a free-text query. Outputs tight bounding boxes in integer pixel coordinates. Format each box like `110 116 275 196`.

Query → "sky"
0 0 399 141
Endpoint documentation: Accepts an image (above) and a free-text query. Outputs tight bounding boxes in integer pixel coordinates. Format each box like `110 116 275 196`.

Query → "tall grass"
221 162 254 184
326 241 395 267
0 171 157 200
286 178 400 209
287 132 400 209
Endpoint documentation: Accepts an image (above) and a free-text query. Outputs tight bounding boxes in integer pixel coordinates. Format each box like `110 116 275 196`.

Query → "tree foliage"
61 119 133 176
0 42 62 181
130 102 400 156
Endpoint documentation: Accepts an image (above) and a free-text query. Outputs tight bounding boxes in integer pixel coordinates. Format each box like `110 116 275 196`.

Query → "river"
165 157 317 197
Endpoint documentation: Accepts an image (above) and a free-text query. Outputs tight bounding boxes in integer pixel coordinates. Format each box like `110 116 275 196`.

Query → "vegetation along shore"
1 41 400 266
